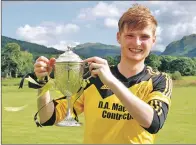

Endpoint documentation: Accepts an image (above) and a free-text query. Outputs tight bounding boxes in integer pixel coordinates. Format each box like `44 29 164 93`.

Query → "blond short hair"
118 4 158 35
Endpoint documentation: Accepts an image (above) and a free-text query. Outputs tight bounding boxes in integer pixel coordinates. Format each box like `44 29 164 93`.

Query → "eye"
141 35 150 40
126 34 134 38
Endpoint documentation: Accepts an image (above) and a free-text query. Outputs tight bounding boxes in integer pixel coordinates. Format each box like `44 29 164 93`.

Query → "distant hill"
73 43 121 58
73 42 162 58
162 34 196 57
7 35 196 59
2 36 64 59
151 51 162 55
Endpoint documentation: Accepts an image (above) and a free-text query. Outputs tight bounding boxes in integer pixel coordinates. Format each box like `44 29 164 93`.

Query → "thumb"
49 57 56 67
48 57 56 74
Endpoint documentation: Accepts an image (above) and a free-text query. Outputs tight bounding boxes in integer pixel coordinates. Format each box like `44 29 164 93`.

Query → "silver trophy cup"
54 46 87 127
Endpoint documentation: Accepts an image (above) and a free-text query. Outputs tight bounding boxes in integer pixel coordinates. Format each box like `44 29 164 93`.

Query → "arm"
108 76 154 128
33 56 56 125
37 90 55 124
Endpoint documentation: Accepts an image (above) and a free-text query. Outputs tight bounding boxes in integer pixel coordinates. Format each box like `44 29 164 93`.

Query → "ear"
117 32 121 44
152 35 156 46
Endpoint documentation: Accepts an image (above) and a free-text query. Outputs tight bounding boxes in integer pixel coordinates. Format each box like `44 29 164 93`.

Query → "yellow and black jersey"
42 65 172 144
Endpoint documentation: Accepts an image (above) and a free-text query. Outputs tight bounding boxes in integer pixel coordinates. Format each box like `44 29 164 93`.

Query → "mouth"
129 48 143 53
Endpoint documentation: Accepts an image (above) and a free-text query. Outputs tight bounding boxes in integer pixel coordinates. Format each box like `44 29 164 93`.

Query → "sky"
2 1 196 52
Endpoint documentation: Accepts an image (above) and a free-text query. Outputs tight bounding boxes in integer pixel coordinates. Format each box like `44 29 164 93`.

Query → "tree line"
2 42 196 79
105 54 196 78
1 43 58 78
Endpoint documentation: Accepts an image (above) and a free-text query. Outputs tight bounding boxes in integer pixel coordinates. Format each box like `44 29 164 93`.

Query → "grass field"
2 77 196 144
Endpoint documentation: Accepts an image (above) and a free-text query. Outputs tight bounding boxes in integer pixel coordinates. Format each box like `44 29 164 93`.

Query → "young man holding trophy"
33 4 172 144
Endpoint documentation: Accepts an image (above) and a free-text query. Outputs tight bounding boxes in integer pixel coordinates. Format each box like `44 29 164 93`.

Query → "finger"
35 72 49 79
36 56 49 64
49 57 56 67
48 58 56 73
34 61 48 68
84 57 107 64
89 63 103 72
34 67 47 73
91 69 99 78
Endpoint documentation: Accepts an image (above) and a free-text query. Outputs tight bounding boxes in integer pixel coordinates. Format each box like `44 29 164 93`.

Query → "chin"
128 57 144 62
126 54 145 62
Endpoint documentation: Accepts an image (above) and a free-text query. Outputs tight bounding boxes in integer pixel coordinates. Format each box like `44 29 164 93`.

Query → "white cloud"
85 24 91 28
17 24 47 41
162 18 196 43
49 40 80 51
92 2 120 17
156 26 163 36
152 10 161 17
77 13 86 19
77 1 121 20
152 44 165 52
172 10 189 16
104 18 118 28
16 22 80 50
55 24 80 34
31 40 48 46
155 26 163 45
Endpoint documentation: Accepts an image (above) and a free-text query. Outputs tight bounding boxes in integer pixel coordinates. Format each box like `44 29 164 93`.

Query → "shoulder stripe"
146 66 160 75
163 73 169 95
146 66 156 75
162 73 172 98
166 76 173 98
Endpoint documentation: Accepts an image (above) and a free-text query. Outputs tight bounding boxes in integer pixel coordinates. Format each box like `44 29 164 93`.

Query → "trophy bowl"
54 62 84 97
54 46 86 127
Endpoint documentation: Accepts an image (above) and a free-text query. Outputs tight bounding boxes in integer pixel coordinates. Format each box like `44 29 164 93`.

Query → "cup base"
56 119 81 127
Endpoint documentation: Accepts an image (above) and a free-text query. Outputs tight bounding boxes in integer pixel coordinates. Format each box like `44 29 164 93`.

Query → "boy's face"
117 24 156 63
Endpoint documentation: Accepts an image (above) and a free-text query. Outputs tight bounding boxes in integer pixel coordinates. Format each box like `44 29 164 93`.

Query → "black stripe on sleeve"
41 101 58 126
41 109 56 126
143 100 169 134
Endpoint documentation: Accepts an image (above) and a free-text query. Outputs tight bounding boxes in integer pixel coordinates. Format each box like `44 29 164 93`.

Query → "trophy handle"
83 61 102 81
83 62 91 78
79 62 92 88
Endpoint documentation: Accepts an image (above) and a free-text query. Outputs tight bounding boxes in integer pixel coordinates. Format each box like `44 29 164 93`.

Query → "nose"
135 37 142 46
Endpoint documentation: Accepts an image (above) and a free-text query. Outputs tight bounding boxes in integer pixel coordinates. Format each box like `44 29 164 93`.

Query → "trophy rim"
55 61 84 63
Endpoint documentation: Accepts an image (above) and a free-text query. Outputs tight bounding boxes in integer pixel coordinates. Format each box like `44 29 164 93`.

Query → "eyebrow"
141 34 151 37
125 33 151 37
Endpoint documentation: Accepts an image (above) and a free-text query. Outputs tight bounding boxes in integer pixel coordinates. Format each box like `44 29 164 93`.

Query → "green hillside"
162 34 196 57
2 34 196 59
2 36 163 59
2 36 63 59
73 43 163 58
73 42 120 58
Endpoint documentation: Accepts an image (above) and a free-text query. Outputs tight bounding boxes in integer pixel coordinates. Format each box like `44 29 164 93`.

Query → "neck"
118 57 145 78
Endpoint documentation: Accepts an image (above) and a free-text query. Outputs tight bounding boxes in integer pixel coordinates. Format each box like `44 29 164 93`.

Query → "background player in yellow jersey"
33 3 172 144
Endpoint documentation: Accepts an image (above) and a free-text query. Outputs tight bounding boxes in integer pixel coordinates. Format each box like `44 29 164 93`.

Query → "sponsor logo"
100 84 110 90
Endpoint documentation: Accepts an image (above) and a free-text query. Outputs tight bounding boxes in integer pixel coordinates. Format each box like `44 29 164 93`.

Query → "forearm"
109 76 154 128
37 89 55 124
